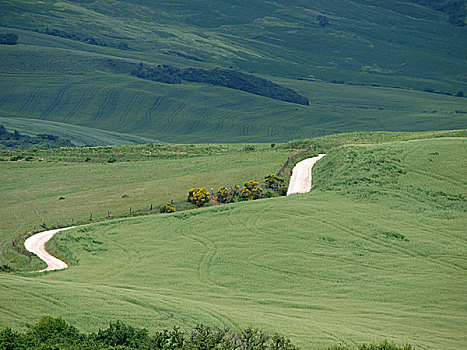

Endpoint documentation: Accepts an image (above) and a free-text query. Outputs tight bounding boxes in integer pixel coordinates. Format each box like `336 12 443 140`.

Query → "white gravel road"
287 154 326 195
23 154 324 272
24 227 74 272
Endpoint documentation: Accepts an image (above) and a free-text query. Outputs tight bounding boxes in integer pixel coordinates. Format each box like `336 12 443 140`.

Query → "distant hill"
0 0 466 142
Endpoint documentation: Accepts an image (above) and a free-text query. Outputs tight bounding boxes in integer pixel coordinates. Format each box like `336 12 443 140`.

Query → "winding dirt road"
23 154 325 272
24 227 74 272
287 154 326 195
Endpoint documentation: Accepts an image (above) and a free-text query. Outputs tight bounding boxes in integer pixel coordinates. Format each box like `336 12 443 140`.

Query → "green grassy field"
0 144 293 270
0 0 466 142
0 116 164 147
0 136 465 349
0 71 465 143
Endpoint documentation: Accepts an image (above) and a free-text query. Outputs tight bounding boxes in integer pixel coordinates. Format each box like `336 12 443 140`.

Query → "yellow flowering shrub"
240 180 263 200
160 203 176 213
187 188 210 207
264 174 285 189
264 174 287 195
216 186 230 203
244 180 259 191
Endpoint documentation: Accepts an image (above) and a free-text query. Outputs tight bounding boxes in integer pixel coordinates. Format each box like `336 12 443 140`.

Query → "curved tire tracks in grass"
24 227 74 272
24 154 327 273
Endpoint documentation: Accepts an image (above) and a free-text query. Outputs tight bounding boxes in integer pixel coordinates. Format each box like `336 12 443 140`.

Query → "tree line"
0 315 414 349
104 59 309 106
0 125 75 151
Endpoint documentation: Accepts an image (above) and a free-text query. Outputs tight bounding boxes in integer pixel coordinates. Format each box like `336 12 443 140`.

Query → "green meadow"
1 0 466 348
0 136 465 349
0 144 293 270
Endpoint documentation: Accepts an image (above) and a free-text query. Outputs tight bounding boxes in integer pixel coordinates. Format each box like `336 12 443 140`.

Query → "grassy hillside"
0 143 293 270
1 130 464 269
0 136 465 349
0 116 164 147
0 71 465 143
0 0 466 142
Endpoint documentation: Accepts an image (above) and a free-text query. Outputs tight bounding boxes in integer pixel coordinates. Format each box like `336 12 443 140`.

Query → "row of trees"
0 125 75 151
0 32 18 45
37 27 131 50
131 63 310 105
0 315 299 349
0 316 413 349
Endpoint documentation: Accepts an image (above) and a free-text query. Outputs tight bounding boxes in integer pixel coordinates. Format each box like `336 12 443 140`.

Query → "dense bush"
37 27 131 49
94 320 149 347
324 340 414 349
187 188 210 207
410 0 466 26
180 68 310 105
216 186 230 203
0 264 13 272
31 315 82 343
130 63 309 105
160 203 176 213
0 32 18 45
264 174 287 195
0 124 75 150
0 316 307 349
240 180 263 200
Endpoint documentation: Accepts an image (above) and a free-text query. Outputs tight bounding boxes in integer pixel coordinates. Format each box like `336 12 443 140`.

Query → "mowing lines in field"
141 96 164 130
65 89 93 121
0 85 16 109
41 86 69 118
315 215 463 273
161 103 186 132
93 89 117 120
175 224 224 291
19 86 42 115
119 92 142 123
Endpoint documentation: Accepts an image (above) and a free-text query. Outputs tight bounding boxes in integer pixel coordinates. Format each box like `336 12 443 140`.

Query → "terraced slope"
1 137 465 349
0 0 466 142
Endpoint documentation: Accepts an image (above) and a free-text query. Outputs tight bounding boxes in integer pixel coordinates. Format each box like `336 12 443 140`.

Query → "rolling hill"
0 134 465 349
0 0 466 142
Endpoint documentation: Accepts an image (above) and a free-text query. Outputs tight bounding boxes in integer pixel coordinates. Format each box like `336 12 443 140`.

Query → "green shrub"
0 264 13 272
9 155 23 161
0 327 25 350
0 316 413 350
107 156 116 163
323 340 414 350
94 320 149 348
0 32 18 45
31 316 81 343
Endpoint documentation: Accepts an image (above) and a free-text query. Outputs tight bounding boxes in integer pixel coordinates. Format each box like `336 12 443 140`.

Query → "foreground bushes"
0 316 299 349
0 316 414 349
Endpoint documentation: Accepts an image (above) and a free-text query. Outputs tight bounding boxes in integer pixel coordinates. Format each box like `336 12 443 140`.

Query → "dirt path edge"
287 154 326 195
24 227 74 272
